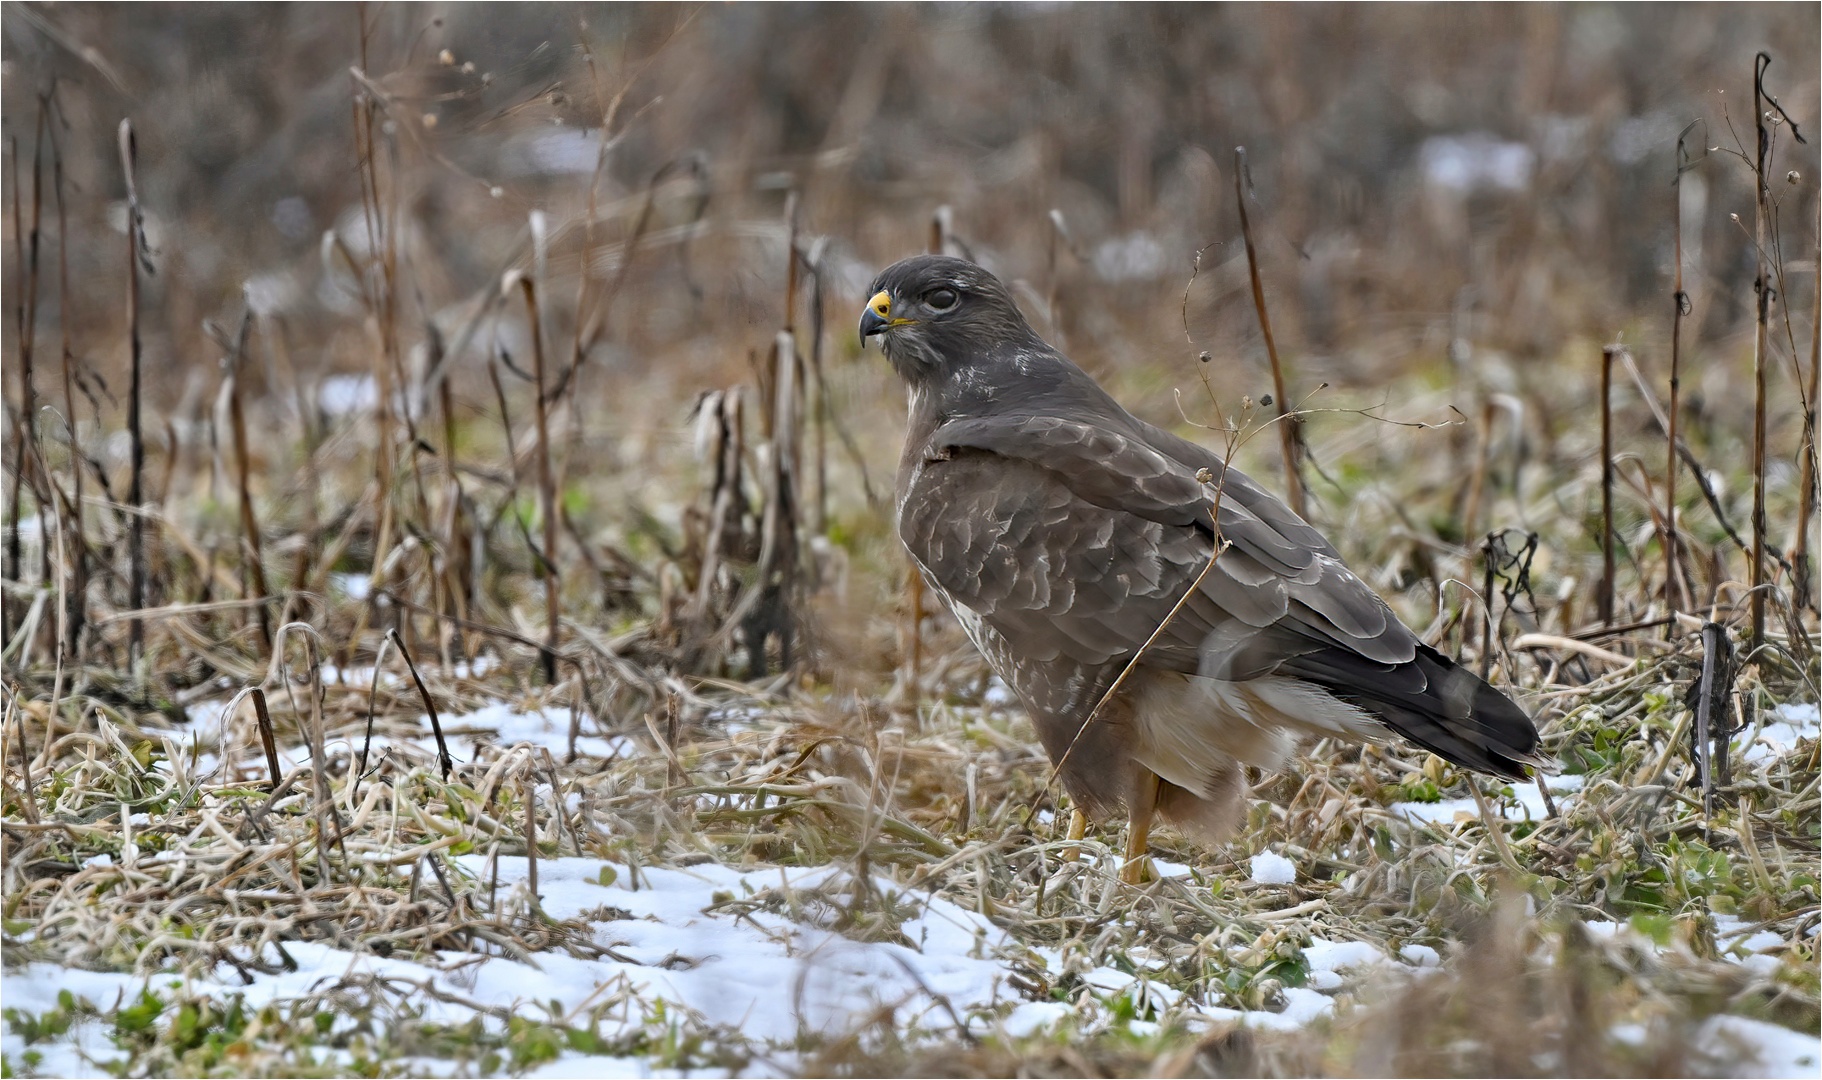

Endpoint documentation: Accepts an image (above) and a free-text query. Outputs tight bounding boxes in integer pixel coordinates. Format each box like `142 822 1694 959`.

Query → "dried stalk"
1479 533 1497 681
350 27 405 641
1666 123 1697 620
225 312 271 650
389 626 453 782
1749 53 1771 648
1795 185 1820 610
47 91 82 658
1599 345 1618 626
8 694 38 824
747 331 801 676
783 191 798 334
1689 622 1736 817
4 136 23 647
692 388 745 627
119 120 148 665
1462 399 1495 549
272 620 341 878
249 686 282 792
7 108 51 630
1234 147 1305 518
516 273 560 684
24 110 47 594
437 338 470 660
524 774 539 899
805 241 829 535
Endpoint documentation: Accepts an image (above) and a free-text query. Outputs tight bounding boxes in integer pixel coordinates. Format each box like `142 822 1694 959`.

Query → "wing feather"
902 413 1538 778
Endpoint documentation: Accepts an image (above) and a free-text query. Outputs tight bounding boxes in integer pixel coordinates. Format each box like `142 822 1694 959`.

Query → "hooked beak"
859 289 907 347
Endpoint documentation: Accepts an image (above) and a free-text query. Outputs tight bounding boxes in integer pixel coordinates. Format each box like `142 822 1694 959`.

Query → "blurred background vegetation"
6 3 1816 374
0 0 1815 694
1 0 1817 680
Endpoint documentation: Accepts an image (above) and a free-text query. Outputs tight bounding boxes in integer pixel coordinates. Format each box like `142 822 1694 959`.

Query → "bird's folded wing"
922 415 1416 668
910 414 1537 777
901 442 1213 670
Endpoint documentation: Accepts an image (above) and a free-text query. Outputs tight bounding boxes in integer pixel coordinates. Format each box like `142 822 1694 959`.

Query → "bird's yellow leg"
1060 809 1089 863
1121 766 1161 885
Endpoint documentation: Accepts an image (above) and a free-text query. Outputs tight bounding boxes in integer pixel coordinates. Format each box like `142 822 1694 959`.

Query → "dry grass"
2 4 1820 1077
0 609 1815 1075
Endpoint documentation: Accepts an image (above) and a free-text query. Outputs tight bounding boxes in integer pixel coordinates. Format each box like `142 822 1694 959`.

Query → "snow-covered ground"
1386 699 1818 829
1390 771 1584 825
8 845 1815 1077
5 697 1817 1077
1745 702 1820 765
0 852 1440 1077
1698 1015 1821 1080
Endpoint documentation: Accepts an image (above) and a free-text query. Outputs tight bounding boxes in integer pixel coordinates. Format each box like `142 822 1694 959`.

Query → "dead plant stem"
1234 147 1305 518
1749 53 1772 648
119 120 147 666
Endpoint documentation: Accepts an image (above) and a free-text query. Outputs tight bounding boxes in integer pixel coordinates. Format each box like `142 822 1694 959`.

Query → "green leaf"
114 990 164 1034
1629 913 1674 945
566 1028 600 1054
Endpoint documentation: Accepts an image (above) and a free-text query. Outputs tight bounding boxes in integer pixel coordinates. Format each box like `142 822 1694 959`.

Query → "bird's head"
859 255 1039 383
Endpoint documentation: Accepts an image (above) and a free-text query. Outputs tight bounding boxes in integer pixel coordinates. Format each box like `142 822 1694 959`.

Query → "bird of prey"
860 254 1539 881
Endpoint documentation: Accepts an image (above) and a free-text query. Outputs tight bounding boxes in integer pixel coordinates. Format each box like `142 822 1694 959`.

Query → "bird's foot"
1118 854 1156 886
1059 809 1088 863
1121 766 1161 886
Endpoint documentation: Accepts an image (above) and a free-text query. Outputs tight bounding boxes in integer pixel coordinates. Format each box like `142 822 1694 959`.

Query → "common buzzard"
861 254 1539 880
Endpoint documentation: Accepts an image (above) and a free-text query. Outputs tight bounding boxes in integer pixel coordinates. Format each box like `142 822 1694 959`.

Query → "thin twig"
119 120 148 665
1749 52 1772 649
224 309 271 650
514 272 561 684
1666 121 1699 621
1600 345 1618 627
1234 147 1305 518
389 627 454 781
249 686 283 793
47 88 83 659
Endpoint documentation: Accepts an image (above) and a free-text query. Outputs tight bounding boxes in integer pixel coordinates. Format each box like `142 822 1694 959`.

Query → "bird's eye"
925 287 959 311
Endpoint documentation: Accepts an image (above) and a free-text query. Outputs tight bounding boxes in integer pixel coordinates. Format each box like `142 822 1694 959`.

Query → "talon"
1122 766 1161 886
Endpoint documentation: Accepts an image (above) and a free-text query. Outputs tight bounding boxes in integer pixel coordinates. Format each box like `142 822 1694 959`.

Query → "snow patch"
1390 776 1566 825
1421 133 1534 193
329 572 371 600
1413 134 1530 193
1091 232 1170 283
1698 1015 1821 1079
1744 702 1818 764
1302 938 1384 972
317 373 378 416
1249 851 1297 885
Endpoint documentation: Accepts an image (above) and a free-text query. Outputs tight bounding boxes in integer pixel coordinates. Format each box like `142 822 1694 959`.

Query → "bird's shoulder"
899 406 1418 669
916 412 1205 525
918 410 1337 567
897 434 1211 668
